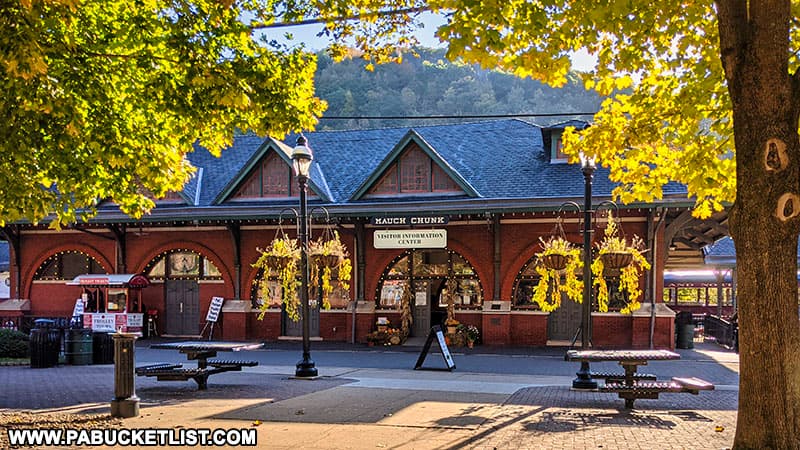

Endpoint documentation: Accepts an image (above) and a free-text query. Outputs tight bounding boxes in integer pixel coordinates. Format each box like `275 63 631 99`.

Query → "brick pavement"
0 343 738 449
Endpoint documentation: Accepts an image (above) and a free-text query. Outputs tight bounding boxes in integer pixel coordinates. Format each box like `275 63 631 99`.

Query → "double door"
165 279 200 336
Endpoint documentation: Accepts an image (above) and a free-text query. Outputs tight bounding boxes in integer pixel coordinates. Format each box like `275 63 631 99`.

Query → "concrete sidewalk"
0 342 738 449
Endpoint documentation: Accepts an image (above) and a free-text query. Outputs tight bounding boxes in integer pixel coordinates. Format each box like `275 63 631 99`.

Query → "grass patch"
0 358 29 366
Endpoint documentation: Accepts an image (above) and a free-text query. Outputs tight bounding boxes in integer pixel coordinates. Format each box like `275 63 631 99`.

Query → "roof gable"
350 130 479 200
213 137 330 204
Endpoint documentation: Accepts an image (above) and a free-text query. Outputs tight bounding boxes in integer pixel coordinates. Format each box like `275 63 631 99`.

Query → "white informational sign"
126 314 143 327
90 314 116 332
373 229 447 249
435 328 456 369
415 291 427 306
206 296 224 323
72 299 85 317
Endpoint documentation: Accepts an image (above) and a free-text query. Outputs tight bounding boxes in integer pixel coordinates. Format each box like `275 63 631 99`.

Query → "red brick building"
0 120 698 348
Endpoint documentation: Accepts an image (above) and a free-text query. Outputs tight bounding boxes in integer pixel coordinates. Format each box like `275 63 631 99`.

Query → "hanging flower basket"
308 230 353 310
599 252 633 269
253 233 301 321
312 254 341 269
265 255 294 270
591 213 651 314
528 236 583 311
540 253 569 271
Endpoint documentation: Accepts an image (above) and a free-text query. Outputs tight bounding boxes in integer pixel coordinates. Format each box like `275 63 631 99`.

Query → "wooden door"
165 279 200 336
412 281 430 337
282 294 320 337
547 296 582 341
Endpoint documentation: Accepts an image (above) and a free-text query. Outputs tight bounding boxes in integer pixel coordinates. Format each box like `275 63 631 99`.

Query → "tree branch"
249 6 431 29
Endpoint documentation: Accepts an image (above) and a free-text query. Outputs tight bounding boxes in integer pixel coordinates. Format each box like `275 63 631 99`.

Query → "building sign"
83 313 143 334
374 230 447 249
371 216 449 226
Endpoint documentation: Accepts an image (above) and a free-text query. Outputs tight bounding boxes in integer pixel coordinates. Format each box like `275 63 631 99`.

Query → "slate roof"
92 119 692 222
705 236 800 266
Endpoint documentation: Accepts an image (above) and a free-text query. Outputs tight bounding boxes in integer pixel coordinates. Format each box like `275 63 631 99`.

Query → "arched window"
144 250 221 281
512 258 542 309
250 268 350 309
513 255 634 311
34 251 106 280
375 249 482 309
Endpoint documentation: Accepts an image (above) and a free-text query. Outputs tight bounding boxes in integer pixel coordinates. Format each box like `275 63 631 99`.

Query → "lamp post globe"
292 135 317 378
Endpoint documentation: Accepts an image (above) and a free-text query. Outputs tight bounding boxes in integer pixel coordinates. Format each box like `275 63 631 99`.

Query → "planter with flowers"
529 236 583 311
458 324 480 348
308 230 352 310
253 234 301 320
590 214 651 314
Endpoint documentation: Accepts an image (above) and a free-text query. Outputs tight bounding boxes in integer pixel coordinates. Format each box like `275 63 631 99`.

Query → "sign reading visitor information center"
371 216 449 226
374 230 447 249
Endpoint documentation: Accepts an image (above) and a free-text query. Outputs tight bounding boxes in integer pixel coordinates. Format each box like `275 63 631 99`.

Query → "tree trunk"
718 1 800 447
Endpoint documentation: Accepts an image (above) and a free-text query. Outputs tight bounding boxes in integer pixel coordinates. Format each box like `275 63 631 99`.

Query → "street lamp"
573 152 598 390
292 135 317 378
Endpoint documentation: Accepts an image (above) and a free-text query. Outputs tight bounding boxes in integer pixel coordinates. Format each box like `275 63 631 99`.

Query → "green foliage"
0 329 29 358
315 49 600 130
1 0 324 226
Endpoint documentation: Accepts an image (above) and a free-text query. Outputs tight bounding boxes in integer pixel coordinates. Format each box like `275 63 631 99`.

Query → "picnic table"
565 349 714 408
136 341 263 389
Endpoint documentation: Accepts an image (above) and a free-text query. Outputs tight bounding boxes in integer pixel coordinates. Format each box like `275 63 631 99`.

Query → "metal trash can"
65 328 93 365
92 331 115 364
675 311 695 349
676 323 695 349
30 320 60 368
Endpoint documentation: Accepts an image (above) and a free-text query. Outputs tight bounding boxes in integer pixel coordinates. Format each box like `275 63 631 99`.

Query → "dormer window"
550 130 569 163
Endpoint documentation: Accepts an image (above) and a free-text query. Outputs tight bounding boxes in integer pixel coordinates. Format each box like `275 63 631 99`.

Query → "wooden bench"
601 377 715 408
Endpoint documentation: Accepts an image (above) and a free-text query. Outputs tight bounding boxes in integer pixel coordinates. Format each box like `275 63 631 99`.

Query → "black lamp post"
292 136 317 378
572 152 598 390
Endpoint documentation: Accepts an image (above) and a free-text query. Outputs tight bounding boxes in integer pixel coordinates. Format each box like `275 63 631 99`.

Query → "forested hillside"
314 48 601 130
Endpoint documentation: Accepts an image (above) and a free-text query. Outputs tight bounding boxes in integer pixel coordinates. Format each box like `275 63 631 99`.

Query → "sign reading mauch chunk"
370 216 449 226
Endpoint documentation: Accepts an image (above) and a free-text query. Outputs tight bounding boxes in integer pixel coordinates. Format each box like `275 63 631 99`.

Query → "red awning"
67 274 150 288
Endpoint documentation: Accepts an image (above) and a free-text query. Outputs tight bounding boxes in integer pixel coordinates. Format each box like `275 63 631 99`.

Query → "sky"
262 12 596 72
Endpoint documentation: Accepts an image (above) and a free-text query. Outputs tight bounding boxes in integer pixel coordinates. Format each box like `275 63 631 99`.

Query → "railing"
704 314 737 351
0 315 82 334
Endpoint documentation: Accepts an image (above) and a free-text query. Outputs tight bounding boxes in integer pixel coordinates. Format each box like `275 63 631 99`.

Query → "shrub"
0 328 29 358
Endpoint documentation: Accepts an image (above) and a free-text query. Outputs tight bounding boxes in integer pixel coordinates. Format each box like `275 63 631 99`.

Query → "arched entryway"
144 250 221 336
513 256 582 343
376 249 483 337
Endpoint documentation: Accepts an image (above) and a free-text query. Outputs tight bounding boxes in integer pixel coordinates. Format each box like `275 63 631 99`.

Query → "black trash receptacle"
30 321 60 368
92 331 115 364
65 328 93 365
675 311 695 349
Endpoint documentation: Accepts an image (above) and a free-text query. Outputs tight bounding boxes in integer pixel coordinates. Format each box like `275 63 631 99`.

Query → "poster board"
72 299 85 318
414 325 456 371
206 296 224 322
